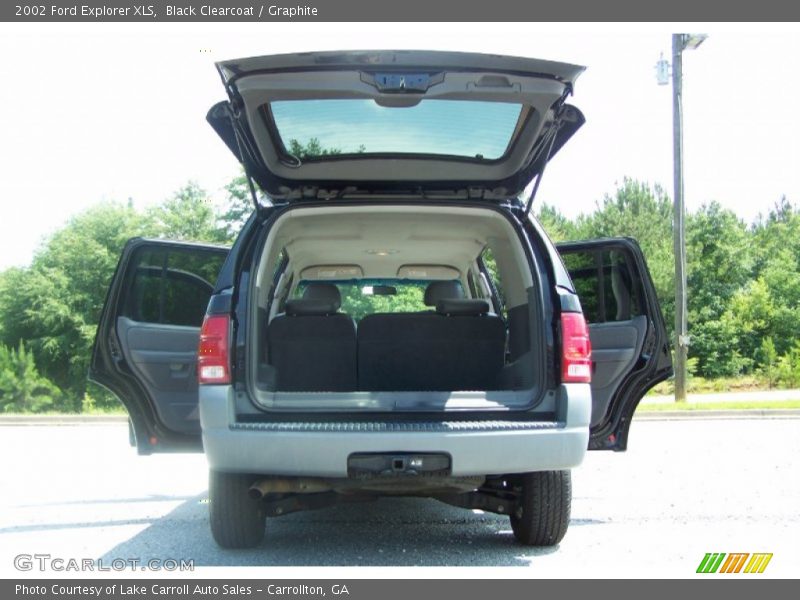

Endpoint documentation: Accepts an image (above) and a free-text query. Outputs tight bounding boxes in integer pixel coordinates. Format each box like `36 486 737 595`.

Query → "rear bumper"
199 385 591 477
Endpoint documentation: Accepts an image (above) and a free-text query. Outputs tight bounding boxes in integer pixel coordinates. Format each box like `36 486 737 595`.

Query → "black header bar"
3 0 800 22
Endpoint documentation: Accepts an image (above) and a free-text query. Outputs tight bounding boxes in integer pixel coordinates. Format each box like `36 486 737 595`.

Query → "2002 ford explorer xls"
90 50 673 549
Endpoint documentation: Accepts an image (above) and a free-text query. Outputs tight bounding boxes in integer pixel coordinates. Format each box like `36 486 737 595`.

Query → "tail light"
561 312 592 383
198 314 230 384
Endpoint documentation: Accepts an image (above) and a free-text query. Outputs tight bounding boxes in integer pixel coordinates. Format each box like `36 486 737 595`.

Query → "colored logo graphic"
696 553 773 574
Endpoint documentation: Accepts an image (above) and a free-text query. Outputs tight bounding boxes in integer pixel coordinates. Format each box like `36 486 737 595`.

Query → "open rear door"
90 238 229 454
557 238 673 451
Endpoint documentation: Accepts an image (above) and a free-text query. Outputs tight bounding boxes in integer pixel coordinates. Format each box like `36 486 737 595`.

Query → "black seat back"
267 283 357 391
357 299 505 391
423 280 464 307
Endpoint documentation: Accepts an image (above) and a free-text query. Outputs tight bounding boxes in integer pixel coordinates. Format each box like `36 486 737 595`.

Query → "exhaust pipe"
248 478 333 499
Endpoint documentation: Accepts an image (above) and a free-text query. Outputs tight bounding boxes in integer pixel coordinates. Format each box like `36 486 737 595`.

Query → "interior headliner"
256 204 533 308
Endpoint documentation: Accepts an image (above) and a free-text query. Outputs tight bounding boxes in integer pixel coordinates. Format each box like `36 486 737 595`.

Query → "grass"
81 406 127 415
3 377 799 417
0 407 127 417
647 375 778 396
637 400 800 412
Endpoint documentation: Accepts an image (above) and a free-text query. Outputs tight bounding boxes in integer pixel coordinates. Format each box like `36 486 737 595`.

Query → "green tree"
148 181 226 243
318 283 427 322
0 341 61 413
535 203 581 242
579 178 675 335
716 277 777 374
775 341 800 388
0 180 241 412
758 337 779 388
685 202 754 376
287 137 364 160
0 201 157 408
753 196 800 277
217 172 254 242
288 137 343 159
687 201 752 313
758 251 800 356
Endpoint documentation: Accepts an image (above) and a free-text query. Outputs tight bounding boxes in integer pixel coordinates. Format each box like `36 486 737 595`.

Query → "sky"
0 22 799 270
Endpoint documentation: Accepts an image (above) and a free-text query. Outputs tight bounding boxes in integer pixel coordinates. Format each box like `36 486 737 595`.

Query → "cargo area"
246 204 547 412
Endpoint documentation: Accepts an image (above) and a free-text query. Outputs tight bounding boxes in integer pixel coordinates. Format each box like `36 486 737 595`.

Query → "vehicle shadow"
99 492 601 566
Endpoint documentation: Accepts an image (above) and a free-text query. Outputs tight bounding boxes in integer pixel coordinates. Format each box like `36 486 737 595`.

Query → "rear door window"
123 246 226 327
560 249 642 323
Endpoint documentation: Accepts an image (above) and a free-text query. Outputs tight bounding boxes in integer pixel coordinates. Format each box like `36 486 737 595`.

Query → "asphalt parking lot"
1 417 798 577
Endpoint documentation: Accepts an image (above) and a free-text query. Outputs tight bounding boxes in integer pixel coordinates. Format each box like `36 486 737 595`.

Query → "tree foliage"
0 341 61 413
537 183 800 380
536 204 581 242
2 173 799 412
685 202 754 376
0 182 234 411
0 202 157 409
569 178 675 332
148 181 229 243
304 282 427 322
287 137 365 160
217 173 254 241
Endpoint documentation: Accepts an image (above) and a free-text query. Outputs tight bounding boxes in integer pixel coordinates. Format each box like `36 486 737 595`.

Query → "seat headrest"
424 280 464 306
436 299 490 316
284 298 339 317
302 283 341 310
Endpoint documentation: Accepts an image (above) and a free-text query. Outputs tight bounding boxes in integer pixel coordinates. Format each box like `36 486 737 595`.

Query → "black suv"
91 50 672 549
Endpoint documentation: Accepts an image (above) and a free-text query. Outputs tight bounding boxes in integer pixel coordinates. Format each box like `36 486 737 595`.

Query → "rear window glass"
269 99 523 160
295 279 463 321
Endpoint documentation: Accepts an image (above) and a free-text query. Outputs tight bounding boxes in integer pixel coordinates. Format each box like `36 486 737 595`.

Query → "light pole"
657 33 707 402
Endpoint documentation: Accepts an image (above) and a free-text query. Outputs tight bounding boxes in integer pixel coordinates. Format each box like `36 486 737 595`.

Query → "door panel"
588 316 647 426
117 317 202 435
90 238 229 454
556 238 672 450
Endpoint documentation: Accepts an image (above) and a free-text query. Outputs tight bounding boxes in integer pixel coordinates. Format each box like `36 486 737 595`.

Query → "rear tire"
209 470 266 549
509 470 571 546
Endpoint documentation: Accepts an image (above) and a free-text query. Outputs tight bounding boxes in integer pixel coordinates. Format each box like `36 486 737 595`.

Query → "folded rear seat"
267 283 357 391
357 299 505 391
